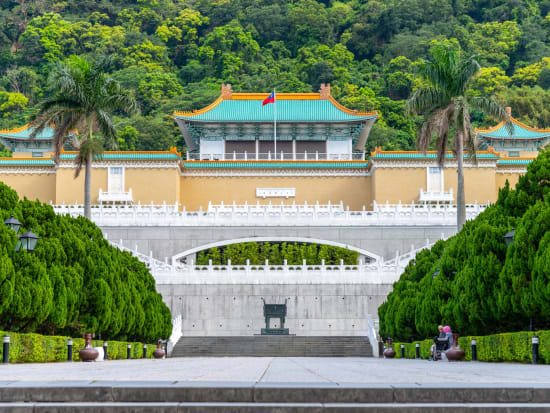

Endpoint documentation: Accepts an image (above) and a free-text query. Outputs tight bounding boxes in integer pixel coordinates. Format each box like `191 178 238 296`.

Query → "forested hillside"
1 0 550 153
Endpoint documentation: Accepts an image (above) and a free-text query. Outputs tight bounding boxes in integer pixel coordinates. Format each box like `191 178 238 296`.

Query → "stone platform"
2 358 550 411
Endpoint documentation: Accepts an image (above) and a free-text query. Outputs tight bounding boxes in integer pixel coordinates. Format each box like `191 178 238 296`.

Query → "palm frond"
406 87 447 115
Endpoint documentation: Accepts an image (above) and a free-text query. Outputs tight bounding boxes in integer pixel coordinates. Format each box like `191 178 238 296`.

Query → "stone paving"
1 357 550 384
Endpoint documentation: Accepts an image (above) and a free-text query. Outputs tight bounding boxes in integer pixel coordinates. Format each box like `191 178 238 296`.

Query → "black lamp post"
16 231 40 252
5 215 39 252
4 215 21 234
503 229 515 247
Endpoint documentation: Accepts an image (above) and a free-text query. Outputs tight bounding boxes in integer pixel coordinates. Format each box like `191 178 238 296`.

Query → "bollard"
415 343 420 359
67 339 73 362
471 339 477 361
103 341 108 360
127 344 131 360
143 344 147 359
400 344 405 358
532 336 539 364
3 336 9 364
378 341 384 358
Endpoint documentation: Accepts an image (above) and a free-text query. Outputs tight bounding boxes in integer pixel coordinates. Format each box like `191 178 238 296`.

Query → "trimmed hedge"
388 330 550 363
0 331 156 363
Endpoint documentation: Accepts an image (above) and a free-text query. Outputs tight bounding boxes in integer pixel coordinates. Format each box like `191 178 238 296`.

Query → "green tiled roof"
0 159 54 166
59 153 181 160
174 100 377 122
371 152 500 160
183 161 368 168
0 125 71 140
477 121 550 140
497 159 533 165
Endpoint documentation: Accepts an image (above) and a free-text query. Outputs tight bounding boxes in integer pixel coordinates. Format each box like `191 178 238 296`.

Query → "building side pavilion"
0 84 542 210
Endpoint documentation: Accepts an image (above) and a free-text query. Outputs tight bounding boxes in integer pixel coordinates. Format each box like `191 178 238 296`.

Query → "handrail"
52 201 488 227
186 152 366 161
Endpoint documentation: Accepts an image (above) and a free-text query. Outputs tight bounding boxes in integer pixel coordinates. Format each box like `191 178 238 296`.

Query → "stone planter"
153 340 165 359
445 333 465 362
383 338 396 358
79 333 99 362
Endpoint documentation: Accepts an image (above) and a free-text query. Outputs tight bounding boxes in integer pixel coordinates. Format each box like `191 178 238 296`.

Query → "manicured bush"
0 182 171 342
0 330 156 363
390 330 550 364
379 151 550 341
196 241 359 265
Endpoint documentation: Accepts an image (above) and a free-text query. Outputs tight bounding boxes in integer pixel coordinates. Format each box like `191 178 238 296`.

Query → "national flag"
262 91 275 106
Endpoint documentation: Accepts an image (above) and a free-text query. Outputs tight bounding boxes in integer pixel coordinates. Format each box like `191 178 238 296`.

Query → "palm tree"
30 55 137 219
406 44 509 231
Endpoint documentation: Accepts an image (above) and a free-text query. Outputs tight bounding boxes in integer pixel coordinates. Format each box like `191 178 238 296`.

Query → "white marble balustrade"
51 201 488 227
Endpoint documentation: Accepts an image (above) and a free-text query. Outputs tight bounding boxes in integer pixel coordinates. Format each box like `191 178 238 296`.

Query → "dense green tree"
0 181 171 341
379 150 550 341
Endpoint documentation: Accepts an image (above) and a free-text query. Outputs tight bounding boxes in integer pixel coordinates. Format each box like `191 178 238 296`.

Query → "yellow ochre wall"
371 168 425 205
444 167 496 204
55 167 108 204
496 172 522 197
0 174 56 202
179 175 373 210
125 168 180 204
54 167 181 204
372 166 498 204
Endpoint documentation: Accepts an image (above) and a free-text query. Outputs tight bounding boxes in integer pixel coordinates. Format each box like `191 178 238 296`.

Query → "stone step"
172 336 373 357
1 402 550 412
1 383 550 407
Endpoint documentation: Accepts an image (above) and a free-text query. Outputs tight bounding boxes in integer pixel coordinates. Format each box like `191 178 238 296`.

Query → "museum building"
0 84 540 210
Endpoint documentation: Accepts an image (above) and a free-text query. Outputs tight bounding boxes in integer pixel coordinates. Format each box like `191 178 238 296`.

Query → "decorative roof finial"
319 83 331 99
221 83 232 100
506 107 511 116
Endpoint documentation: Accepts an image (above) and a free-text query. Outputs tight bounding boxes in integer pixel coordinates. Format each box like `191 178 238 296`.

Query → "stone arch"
171 236 381 264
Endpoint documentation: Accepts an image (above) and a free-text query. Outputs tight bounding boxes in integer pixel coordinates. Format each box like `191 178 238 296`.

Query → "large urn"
383 338 396 358
79 333 99 362
153 339 166 359
445 333 465 362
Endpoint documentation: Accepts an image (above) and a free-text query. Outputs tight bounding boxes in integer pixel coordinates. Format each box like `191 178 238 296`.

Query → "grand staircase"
172 336 373 357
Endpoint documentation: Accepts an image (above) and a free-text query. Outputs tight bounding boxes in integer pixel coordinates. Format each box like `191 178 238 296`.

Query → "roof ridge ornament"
221 83 232 100
319 83 331 100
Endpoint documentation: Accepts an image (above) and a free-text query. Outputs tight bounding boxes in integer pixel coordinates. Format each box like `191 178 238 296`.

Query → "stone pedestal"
261 328 290 335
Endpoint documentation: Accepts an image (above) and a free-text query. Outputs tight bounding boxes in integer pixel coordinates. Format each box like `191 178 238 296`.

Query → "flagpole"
273 88 277 159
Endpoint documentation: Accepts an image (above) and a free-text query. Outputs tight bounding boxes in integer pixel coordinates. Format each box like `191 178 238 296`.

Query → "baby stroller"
430 337 449 360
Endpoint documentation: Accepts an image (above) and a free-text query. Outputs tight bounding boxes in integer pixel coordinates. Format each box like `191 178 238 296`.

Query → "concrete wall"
179 176 373 210
102 225 456 263
158 282 392 336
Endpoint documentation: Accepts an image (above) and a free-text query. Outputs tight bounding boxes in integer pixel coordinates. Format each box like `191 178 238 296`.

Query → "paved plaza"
2 357 549 384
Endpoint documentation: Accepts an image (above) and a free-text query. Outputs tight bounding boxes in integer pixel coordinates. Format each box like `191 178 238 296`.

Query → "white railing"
51 201 488 227
98 188 133 203
109 237 440 286
419 188 454 203
188 152 366 161
367 315 380 357
167 314 182 357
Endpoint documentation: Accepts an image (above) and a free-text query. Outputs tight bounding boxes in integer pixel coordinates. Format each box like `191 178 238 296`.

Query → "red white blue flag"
262 91 275 106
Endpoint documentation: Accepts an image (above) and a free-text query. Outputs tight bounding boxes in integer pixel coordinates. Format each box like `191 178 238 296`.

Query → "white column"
292 139 296 160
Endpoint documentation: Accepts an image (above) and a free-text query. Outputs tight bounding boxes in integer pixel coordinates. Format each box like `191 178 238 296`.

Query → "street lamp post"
16 231 40 252
4 215 21 233
4 215 39 252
